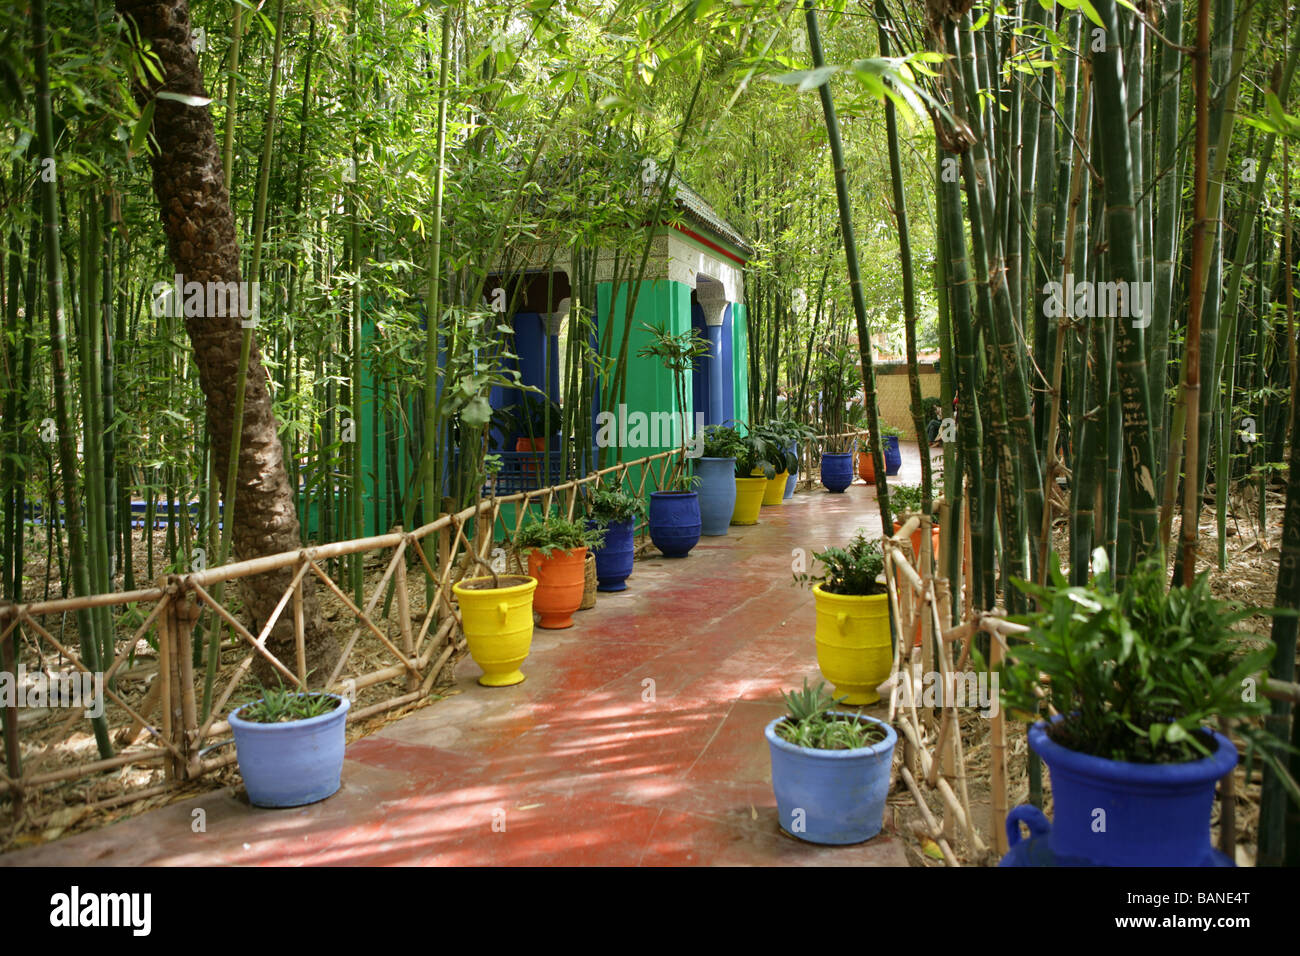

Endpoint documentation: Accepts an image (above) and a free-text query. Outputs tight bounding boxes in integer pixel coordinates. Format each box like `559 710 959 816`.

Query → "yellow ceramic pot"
453 575 538 687
731 476 767 525
813 583 891 705
762 471 789 506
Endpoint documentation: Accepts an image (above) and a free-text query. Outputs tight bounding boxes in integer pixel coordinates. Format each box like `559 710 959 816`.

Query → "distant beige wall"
874 362 940 440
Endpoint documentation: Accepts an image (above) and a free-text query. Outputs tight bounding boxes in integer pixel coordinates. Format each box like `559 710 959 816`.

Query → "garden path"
2 445 938 866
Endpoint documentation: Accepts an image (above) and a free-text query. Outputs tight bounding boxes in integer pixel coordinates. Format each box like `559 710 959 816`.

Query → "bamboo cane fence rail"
0 449 683 814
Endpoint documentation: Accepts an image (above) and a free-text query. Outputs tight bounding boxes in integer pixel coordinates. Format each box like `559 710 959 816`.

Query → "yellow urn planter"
731 476 767 525
762 470 789 506
453 574 538 687
813 584 892 705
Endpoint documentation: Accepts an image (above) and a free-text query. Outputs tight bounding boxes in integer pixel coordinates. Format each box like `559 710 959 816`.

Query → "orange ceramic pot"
516 436 546 477
893 520 942 647
857 451 875 484
527 546 587 629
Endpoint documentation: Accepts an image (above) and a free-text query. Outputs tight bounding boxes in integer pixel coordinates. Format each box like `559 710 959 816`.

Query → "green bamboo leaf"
769 66 840 91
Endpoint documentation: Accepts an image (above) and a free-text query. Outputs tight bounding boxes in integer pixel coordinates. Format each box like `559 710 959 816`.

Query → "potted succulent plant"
228 680 350 808
794 530 892 704
765 678 898 844
586 487 646 591
699 424 744 535
514 511 605 628
999 552 1296 867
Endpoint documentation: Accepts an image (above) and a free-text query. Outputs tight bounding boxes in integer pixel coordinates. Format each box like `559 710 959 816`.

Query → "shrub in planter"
730 428 785 525
879 423 903 475
515 512 605 628
794 531 891 704
765 679 898 844
454 572 539 685
999 552 1295 867
586 487 646 591
753 420 805 505
649 472 701 558
698 425 744 535
229 683 350 808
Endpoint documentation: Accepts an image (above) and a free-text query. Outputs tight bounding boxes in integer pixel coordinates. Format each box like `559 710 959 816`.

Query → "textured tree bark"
114 0 338 683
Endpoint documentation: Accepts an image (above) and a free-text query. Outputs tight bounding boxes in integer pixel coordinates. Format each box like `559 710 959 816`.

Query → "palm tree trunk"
115 0 338 682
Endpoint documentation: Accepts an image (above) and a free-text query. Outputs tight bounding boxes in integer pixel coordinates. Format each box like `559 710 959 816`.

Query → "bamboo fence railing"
0 449 683 812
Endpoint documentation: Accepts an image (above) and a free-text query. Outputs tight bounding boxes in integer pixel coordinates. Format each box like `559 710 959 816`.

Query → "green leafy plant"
751 420 801 473
793 529 886 596
238 678 340 724
878 422 904 439
1003 552 1295 770
586 487 647 527
503 392 561 439
732 429 782 480
701 423 746 460
776 678 888 750
637 321 709 487
888 483 934 518
514 510 606 557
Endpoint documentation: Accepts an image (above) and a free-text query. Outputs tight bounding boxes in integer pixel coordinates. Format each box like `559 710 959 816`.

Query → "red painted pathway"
4 453 936 866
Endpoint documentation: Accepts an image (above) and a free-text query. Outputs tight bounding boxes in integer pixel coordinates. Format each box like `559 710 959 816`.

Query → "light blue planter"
696 457 736 536
229 694 350 808
783 443 798 500
765 712 897 845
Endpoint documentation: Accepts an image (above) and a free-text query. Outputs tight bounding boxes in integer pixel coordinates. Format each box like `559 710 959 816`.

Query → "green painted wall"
731 302 749 427
596 278 694 465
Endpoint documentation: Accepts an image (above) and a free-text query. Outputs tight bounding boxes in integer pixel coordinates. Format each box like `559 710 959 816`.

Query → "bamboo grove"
0 0 1298 857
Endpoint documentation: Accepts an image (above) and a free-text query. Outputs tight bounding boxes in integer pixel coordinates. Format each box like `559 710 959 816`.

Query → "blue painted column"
706 323 724 426
720 305 735 424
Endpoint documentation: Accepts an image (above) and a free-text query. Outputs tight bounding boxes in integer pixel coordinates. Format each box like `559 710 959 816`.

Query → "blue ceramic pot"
884 436 902 476
765 712 898 844
696 457 737 536
783 443 798 499
591 517 635 591
649 491 701 558
1000 717 1238 867
229 694 350 808
820 452 854 493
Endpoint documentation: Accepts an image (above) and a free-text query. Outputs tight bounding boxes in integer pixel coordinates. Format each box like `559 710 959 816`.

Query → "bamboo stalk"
899 765 960 866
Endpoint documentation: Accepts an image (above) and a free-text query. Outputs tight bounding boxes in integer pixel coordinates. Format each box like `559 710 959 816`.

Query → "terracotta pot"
857 450 875 484
893 520 942 647
516 436 546 477
527 546 587 629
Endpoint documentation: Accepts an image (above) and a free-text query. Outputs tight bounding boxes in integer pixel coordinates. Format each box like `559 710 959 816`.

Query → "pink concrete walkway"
2 446 939 866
